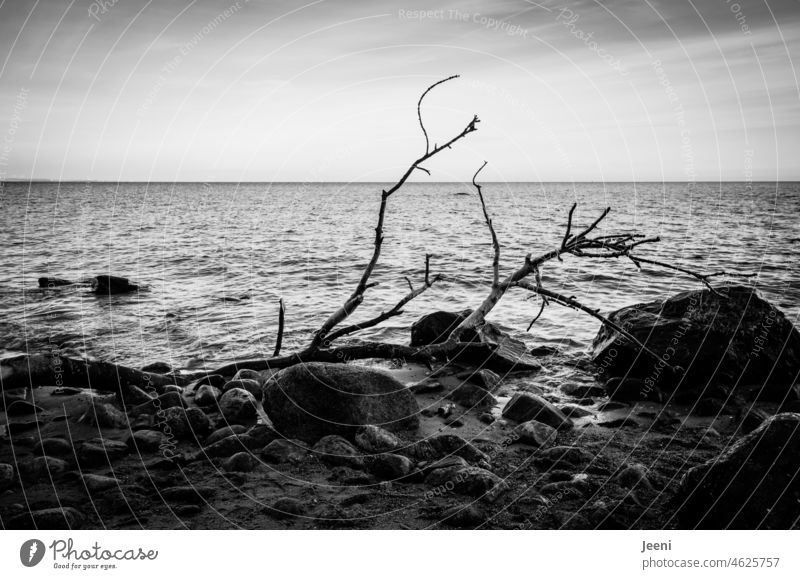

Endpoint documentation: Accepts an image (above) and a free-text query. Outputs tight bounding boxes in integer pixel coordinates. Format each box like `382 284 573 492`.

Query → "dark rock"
614 464 654 491
597 401 629 412
130 391 185 416
33 437 72 457
92 274 138 295
191 374 226 391
426 434 490 466
447 382 497 408
312 435 364 469
161 406 211 440
501 392 573 430
561 383 606 398
206 425 248 445
82 474 119 492
437 403 456 418
368 453 414 480
410 309 477 346
140 362 172 374
17 456 70 480
6 420 44 436
455 369 501 390
269 497 306 519
128 429 168 453
261 439 309 464
593 285 800 399
51 387 83 396
479 412 495 424
264 362 419 443
194 384 222 407
441 504 486 528
604 377 662 402
736 407 772 434
79 402 129 428
232 369 265 384
222 379 262 401
676 413 800 528
77 439 129 466
218 388 258 424
536 446 594 467
425 465 507 499
202 434 259 458
5 400 44 416
0 463 14 489
529 345 559 357
597 418 640 429
223 451 258 472
246 424 279 447
354 425 403 454
161 485 216 503
513 420 557 448
7 506 83 529
408 379 443 394
558 404 595 419
38 277 73 288
420 455 469 475
693 397 729 417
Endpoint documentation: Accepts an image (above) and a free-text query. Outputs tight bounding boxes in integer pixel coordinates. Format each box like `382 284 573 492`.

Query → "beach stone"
245 424 278 447
223 451 258 472
264 362 419 443
441 504 486 528
560 383 606 398
502 392 573 430
312 435 364 469
354 425 403 454
161 485 215 504
222 378 262 401
269 497 306 519
130 391 185 416
233 369 265 385
194 384 222 407
604 377 662 402
5 400 44 416
598 417 640 429
33 437 73 457
80 402 129 429
17 456 70 480
82 474 119 492
368 453 414 480
536 446 594 467
676 413 800 529
218 388 258 424
0 463 14 489
77 438 129 466
614 464 654 491
206 425 248 446
7 506 84 529
425 465 507 499
410 309 478 346
128 429 168 453
455 369 501 390
558 404 595 419
448 382 497 408
140 362 172 374
261 439 309 464
192 374 226 391
427 434 489 466
593 285 800 399
161 406 211 440
202 434 258 458
514 420 557 448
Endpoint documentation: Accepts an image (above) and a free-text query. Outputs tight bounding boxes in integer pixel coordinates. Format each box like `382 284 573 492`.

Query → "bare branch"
472 161 500 287
418 74 459 155
272 298 285 357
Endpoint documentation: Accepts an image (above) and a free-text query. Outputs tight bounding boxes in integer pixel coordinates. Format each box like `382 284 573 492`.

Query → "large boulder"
410 310 541 372
501 392 573 430
592 285 800 399
263 362 420 443
675 413 800 529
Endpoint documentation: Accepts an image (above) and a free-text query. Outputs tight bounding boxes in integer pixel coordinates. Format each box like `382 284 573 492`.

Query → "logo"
20 539 46 567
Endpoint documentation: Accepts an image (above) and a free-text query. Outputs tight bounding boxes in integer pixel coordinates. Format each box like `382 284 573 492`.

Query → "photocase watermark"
0 86 29 187
20 539 46 567
749 306 778 359
88 0 120 22
397 8 529 38
555 8 628 76
725 0 752 36
520 486 577 528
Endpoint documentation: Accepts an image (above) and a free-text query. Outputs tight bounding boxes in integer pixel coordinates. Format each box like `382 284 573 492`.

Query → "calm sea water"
1 181 798 371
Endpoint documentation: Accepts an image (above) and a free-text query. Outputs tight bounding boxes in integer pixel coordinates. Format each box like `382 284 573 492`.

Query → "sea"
1 181 798 372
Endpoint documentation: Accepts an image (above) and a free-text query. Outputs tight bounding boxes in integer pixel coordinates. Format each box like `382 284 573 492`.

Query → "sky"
0 0 797 182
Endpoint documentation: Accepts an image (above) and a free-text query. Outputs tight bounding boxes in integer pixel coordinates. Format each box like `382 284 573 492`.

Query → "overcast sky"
0 0 797 182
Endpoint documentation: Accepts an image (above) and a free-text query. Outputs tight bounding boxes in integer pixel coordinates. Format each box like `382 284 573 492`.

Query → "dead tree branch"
273 298 285 357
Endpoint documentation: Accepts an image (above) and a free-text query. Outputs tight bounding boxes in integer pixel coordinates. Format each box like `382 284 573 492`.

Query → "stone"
5 400 44 416
7 506 83 529
312 435 364 469
614 464 654 491
80 402 129 429
598 418 640 429
194 384 222 407
77 439 129 467
448 382 497 408
233 369 265 384
410 309 477 346
246 424 278 447
264 362 419 443
501 392 573 430
558 404 596 419
92 274 138 295
560 383 606 398
536 446 594 467
191 374 226 391
0 463 14 489
368 453 414 480
261 439 309 464
604 377 663 402
222 379 262 401
529 345 559 357
128 429 168 453
455 369 501 390
17 456 70 480
441 504 486 528
736 407 772 434
38 276 73 287
479 412 495 424
218 388 258 424
33 437 73 457
83 474 119 492
206 425 248 445
593 285 800 399
354 425 403 454
161 406 211 440
202 434 259 458
223 451 258 472
676 413 800 529
161 485 216 503
131 391 185 416
269 497 306 519
425 465 507 498
140 362 172 374
426 434 490 466
514 420 557 448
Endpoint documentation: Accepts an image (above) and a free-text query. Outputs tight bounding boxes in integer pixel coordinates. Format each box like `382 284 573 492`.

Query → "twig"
472 161 500 287
418 75 459 155
273 298 285 357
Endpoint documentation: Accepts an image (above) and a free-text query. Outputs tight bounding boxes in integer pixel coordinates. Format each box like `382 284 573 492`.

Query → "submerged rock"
92 274 139 295
410 310 477 346
593 285 800 399
264 362 419 443
676 413 800 529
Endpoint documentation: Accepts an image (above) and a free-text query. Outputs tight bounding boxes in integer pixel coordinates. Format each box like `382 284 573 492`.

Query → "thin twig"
418 75 459 155
273 298 285 357
472 161 500 287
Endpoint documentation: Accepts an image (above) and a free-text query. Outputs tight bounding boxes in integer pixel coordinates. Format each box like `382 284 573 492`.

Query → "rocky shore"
1 285 799 529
